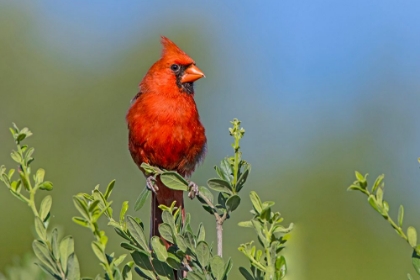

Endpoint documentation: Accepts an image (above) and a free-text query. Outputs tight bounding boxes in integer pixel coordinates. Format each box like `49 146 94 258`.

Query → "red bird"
126 36 207 237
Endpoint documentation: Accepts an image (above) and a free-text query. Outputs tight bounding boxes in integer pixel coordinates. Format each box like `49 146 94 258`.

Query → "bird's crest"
160 36 194 64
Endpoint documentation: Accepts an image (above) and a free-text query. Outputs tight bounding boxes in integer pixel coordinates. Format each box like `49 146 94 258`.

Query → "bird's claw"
188 181 199 199
146 176 158 194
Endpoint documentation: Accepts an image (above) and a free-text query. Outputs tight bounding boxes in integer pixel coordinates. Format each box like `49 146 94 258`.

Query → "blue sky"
21 0 420 172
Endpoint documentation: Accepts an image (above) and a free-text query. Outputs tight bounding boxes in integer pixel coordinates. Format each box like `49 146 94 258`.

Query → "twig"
198 192 228 257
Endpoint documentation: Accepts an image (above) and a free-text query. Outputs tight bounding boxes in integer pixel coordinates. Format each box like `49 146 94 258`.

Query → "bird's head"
143 36 205 95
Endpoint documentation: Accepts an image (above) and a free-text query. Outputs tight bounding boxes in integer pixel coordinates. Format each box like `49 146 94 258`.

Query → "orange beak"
181 64 205 83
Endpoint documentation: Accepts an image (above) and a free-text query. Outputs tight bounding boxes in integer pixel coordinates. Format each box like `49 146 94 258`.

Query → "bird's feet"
187 181 199 199
146 176 158 194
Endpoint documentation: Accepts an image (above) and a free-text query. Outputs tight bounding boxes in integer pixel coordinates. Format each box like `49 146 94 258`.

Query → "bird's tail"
150 178 184 279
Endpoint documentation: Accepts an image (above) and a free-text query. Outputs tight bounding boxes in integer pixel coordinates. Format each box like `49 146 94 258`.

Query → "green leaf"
275 255 286 277
238 221 253 228
32 240 57 275
25 147 35 162
207 178 232 194
35 262 56 277
162 211 176 231
251 219 268 247
166 253 182 270
158 223 174 243
120 201 129 224
398 205 404 227
187 272 205 280
10 151 22 163
34 216 47 240
197 223 205 243
39 195 52 222
151 236 168 262
160 171 189 191
223 257 233 279
73 196 90 220
367 195 379 212
66 253 81 280
216 158 234 182
1 173 10 186
175 234 187 253
383 200 389 213
376 187 384 204
91 241 107 264
113 228 130 242
197 186 214 204
35 168 45 184
151 258 174 280
226 195 241 212
50 228 60 259
72 217 90 228
408 226 418 248
59 236 74 273
236 165 250 192
408 273 414 280
140 162 160 175
347 184 366 192
196 241 210 268
88 200 100 213
412 250 420 276
121 242 141 252
134 187 151 211
355 171 367 188
39 181 53 191
239 267 255 280
104 180 115 200
19 170 29 191
126 216 148 250
184 232 196 253
372 174 384 193
122 262 134 280
250 191 263 213
273 223 294 234
210 256 225 280
131 251 156 280
115 254 128 266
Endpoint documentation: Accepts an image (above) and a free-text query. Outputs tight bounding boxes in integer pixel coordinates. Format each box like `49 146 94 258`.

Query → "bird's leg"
187 180 199 199
146 175 159 194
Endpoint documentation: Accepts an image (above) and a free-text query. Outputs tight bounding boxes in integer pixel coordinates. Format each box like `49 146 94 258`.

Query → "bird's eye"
170 64 180 71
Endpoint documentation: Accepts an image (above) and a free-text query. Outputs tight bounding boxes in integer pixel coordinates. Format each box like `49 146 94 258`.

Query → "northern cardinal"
126 36 207 238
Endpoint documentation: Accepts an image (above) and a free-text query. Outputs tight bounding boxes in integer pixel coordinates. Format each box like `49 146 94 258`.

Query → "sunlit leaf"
158 223 174 244
207 178 232 194
32 240 57 275
160 171 188 191
126 216 148 250
34 216 46 240
134 187 150 211
59 236 74 273
249 191 262 213
196 241 210 268
66 253 81 280
151 236 168 262
408 226 418 248
226 195 241 212
104 180 115 200
398 205 404 227
210 256 225 280
131 251 156 280
91 241 107 264
39 195 52 222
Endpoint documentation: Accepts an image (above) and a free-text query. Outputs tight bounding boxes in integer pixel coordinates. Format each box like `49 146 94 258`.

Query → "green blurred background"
1 1 420 279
